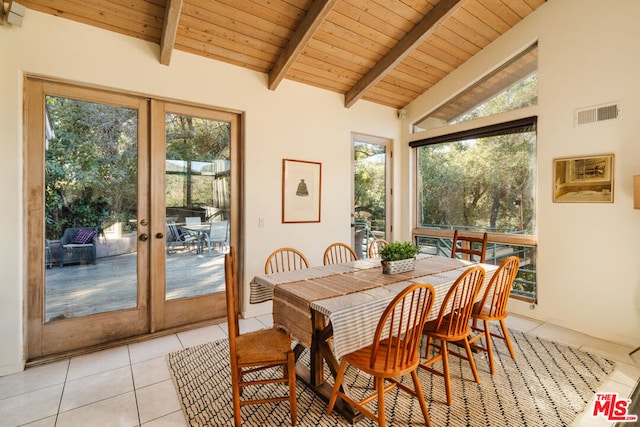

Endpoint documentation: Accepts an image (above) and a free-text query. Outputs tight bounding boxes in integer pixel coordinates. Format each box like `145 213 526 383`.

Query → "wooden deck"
45 249 224 322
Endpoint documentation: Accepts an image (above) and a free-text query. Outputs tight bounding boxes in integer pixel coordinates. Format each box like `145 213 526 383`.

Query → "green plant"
379 241 419 262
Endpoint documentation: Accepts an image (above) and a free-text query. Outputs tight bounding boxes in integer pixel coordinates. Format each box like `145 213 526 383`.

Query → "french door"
25 78 238 359
352 133 392 258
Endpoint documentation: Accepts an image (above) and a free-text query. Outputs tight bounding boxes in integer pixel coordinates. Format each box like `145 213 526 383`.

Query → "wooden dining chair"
327 283 436 427
468 256 520 374
323 242 358 265
225 247 298 426
264 247 310 274
367 238 389 258
451 230 488 263
419 266 485 406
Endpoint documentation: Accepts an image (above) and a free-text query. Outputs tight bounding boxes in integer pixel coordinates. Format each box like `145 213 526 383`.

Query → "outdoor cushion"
71 228 96 244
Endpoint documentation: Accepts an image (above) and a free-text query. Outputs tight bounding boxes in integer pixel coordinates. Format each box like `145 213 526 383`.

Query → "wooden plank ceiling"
19 0 545 109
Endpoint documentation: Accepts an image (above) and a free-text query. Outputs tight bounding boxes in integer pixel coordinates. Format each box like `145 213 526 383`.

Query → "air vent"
575 103 620 126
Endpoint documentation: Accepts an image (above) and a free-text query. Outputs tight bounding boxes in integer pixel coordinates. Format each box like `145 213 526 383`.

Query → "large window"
411 43 538 302
414 118 536 234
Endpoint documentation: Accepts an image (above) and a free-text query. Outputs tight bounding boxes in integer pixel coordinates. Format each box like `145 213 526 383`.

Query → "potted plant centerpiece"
379 241 420 274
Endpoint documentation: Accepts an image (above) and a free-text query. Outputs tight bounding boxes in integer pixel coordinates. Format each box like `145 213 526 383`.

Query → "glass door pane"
44 95 139 322
164 113 231 301
353 136 390 258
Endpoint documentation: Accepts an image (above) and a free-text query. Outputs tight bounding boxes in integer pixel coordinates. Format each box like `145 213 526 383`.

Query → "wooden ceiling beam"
160 0 183 66
268 0 338 90
344 0 465 108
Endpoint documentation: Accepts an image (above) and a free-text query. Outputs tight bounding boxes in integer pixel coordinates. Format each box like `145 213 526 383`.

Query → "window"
413 118 537 234
414 42 538 132
411 43 538 302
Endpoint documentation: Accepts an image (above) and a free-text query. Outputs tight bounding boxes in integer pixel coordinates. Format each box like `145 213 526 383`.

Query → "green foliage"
353 142 386 233
45 95 137 239
379 241 420 262
44 97 233 240
417 74 538 234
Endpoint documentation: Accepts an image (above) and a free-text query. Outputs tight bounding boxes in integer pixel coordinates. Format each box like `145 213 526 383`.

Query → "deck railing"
413 229 537 303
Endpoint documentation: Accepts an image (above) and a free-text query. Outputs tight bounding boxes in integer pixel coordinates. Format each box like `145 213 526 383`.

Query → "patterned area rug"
167 328 615 426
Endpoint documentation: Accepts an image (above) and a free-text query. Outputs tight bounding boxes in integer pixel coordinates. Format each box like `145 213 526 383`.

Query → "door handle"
139 234 149 241
155 232 164 239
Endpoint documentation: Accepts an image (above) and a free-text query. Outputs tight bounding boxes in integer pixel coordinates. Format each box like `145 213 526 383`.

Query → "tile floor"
0 314 638 427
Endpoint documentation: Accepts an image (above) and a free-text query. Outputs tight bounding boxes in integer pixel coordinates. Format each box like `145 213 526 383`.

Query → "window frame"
410 111 539 303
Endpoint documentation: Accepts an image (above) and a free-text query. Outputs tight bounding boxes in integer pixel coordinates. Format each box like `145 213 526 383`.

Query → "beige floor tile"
20 415 57 427
56 392 139 427
132 356 171 389
238 317 267 333
580 338 637 366
136 379 182 424
66 346 130 381
527 322 592 348
128 334 184 365
60 366 133 412
141 410 188 426
0 360 68 400
255 313 274 327
504 313 543 333
0 384 63 426
607 362 640 389
176 324 226 349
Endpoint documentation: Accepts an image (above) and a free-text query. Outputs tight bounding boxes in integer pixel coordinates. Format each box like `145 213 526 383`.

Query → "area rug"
167 328 615 426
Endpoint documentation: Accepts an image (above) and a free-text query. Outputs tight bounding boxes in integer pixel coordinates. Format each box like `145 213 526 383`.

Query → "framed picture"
282 159 322 223
553 154 614 203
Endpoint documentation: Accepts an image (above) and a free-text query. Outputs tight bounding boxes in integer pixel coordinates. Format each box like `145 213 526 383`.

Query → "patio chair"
166 220 197 254
327 283 436 427
185 216 201 226
59 227 98 267
200 220 229 255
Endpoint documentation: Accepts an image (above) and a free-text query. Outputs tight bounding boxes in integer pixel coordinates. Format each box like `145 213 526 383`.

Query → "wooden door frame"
24 76 243 360
351 132 393 247
24 77 151 359
149 100 241 331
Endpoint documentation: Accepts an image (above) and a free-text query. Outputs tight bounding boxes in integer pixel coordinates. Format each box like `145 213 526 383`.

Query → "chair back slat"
478 256 520 318
436 266 485 338
323 242 358 265
451 230 488 263
166 220 181 242
367 239 389 258
265 247 310 274
370 283 435 371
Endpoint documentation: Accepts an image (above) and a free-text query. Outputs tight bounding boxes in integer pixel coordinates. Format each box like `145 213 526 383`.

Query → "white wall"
0 11 399 374
402 0 640 347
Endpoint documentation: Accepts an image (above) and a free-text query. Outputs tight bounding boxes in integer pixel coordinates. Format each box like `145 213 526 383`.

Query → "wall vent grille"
575 103 620 126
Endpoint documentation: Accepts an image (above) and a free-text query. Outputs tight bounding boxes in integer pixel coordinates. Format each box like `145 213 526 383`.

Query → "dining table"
250 254 498 423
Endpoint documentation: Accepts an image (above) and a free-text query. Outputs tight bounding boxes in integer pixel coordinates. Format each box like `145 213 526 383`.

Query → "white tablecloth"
311 263 498 360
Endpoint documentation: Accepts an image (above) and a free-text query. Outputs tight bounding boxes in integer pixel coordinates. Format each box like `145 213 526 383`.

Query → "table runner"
256 255 485 350
312 264 497 359
250 258 381 304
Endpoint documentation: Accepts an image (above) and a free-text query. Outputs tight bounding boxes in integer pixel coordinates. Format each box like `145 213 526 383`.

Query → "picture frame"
553 154 614 203
282 159 322 223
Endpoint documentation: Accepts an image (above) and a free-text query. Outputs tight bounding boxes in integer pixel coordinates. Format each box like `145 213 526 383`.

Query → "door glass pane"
353 141 386 258
44 96 138 322
165 113 230 301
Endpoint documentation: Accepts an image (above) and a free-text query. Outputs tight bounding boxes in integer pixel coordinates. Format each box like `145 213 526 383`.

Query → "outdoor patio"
45 249 225 322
